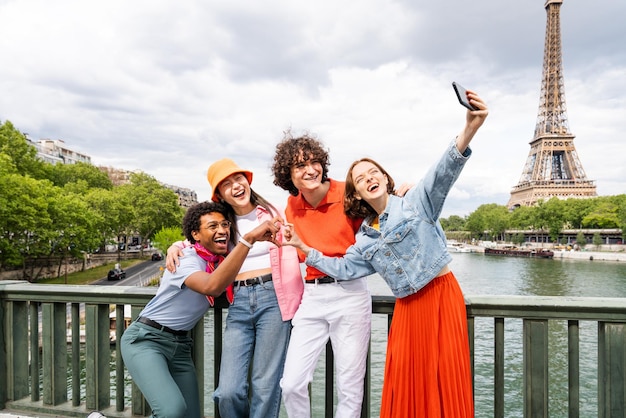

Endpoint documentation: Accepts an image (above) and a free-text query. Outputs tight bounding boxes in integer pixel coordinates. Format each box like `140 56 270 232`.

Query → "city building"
28 138 91 165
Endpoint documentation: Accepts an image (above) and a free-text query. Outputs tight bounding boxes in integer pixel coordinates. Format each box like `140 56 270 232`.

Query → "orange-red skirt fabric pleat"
379 271 474 418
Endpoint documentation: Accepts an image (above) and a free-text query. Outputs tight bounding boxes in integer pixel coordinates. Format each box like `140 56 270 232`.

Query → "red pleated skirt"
380 271 474 418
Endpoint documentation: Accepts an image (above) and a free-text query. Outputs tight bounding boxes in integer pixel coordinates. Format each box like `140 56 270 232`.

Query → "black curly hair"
182 201 231 244
271 130 330 196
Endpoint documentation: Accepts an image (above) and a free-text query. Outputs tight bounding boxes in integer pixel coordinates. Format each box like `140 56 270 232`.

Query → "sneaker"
87 412 106 418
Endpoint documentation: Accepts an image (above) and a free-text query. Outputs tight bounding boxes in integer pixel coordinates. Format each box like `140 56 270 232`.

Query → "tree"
612 194 626 242
152 226 185 254
84 189 126 252
0 166 54 274
467 204 509 241
581 200 620 229
440 215 466 231
592 232 603 249
46 189 101 280
576 231 586 249
509 205 537 230
46 162 113 190
0 120 47 177
534 198 565 242
465 209 487 240
561 198 594 229
484 204 510 241
464 204 510 241
513 233 526 246
118 172 185 253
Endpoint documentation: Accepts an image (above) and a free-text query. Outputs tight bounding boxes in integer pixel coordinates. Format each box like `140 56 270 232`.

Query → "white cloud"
1 0 625 218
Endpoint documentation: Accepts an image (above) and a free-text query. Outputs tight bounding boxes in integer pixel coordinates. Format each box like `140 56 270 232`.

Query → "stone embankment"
552 250 626 262
458 242 626 262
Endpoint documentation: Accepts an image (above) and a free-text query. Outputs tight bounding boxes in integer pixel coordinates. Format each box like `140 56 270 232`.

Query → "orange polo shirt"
285 179 363 281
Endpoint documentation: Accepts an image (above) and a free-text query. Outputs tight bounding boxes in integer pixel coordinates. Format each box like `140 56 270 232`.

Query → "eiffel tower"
507 0 596 209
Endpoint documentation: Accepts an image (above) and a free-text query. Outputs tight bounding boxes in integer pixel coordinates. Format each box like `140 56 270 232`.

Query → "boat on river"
484 247 554 258
446 242 474 253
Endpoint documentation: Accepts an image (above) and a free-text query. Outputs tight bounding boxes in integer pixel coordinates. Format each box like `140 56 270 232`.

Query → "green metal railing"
1 281 625 418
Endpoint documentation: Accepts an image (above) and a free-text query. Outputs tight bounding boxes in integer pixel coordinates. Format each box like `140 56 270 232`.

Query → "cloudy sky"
1 0 624 217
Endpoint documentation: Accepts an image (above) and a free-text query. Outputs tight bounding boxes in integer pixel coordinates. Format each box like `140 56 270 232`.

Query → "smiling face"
191 212 231 255
217 172 254 215
351 160 389 202
290 151 324 194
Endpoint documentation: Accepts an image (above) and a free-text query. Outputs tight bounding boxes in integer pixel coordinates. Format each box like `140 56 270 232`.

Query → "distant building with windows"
97 166 136 186
28 138 92 165
163 184 198 209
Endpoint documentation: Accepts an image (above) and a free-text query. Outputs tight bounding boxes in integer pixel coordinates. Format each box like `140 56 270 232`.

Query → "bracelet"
238 236 253 249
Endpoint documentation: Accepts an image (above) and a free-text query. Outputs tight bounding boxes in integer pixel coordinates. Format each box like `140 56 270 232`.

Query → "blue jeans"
213 280 291 418
120 322 200 418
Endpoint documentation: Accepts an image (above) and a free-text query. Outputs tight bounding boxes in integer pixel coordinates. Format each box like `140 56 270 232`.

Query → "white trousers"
280 278 372 418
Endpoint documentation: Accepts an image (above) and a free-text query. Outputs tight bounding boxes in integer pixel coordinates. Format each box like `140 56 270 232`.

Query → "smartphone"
452 82 478 110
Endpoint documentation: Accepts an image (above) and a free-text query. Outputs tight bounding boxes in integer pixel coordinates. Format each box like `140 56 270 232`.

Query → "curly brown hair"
271 131 330 196
344 158 396 219
183 201 231 244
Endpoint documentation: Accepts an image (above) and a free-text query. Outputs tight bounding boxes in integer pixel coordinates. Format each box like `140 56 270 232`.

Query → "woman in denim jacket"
284 89 488 417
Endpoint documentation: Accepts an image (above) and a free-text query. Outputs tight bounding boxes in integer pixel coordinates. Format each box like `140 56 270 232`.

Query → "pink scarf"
193 242 234 306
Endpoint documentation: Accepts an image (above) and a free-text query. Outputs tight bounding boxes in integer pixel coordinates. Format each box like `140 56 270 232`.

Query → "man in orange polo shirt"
272 133 372 418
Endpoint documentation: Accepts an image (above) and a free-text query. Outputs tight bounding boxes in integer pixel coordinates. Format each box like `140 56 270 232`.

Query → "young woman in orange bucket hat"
167 158 303 418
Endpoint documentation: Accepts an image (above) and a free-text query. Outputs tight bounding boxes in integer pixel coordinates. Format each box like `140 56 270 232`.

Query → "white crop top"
237 209 271 273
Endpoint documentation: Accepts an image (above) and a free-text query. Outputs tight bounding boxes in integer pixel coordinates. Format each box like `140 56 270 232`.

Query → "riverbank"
552 249 626 262
451 241 626 262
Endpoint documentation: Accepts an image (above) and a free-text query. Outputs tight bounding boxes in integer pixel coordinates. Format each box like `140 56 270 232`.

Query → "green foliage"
592 232 603 248
513 233 526 245
440 194 626 245
464 203 509 241
576 231 587 248
582 200 620 229
123 172 186 243
0 121 187 275
0 171 53 269
440 215 466 231
509 205 536 229
46 162 113 190
46 188 101 260
0 121 47 177
534 198 565 241
84 188 128 250
464 208 487 239
561 198 593 229
153 226 185 253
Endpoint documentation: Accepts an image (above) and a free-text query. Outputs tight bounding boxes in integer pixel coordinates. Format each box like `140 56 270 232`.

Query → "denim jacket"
306 141 471 298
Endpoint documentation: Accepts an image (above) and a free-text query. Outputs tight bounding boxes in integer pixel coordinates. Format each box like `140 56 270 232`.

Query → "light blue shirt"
306 141 471 298
139 246 211 330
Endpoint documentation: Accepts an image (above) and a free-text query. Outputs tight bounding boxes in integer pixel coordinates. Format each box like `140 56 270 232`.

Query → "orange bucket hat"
207 158 253 202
